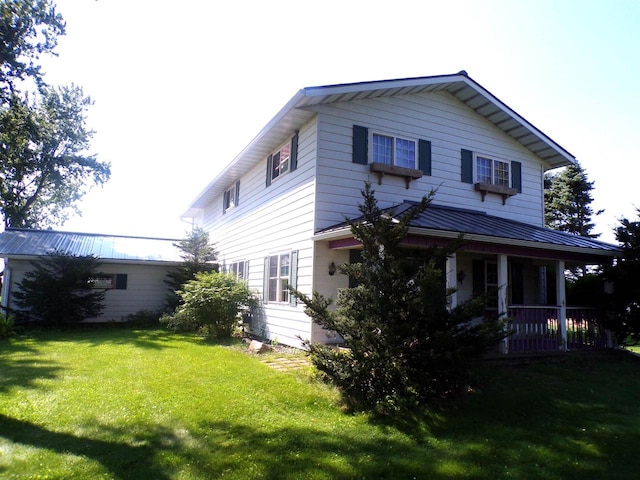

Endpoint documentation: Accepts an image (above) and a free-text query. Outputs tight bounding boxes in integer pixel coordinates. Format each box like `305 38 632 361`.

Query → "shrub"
0 312 15 338
161 271 257 338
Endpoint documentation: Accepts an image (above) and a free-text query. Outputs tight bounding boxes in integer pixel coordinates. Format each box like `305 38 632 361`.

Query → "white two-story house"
183 72 620 352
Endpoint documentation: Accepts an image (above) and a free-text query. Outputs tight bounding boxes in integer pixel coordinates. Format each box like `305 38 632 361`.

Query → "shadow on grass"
9 327 204 351
0 339 63 394
0 414 171 479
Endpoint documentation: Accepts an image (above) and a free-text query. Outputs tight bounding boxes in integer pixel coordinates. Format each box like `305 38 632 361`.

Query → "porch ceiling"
314 202 621 261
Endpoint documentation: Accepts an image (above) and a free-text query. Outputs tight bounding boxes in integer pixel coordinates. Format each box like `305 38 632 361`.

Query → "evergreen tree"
544 162 603 237
13 251 106 326
165 227 218 310
295 183 505 414
601 209 640 345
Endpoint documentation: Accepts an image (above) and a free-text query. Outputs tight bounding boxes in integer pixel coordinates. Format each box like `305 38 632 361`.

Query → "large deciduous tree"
295 183 505 414
0 85 111 228
0 0 110 228
0 0 65 99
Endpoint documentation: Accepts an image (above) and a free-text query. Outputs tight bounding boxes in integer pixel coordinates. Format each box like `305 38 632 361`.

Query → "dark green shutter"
461 149 473 184
352 125 368 165
290 132 299 171
263 257 270 304
266 155 273 187
223 190 230 213
511 161 522 193
418 139 431 175
235 180 241 206
115 274 128 290
289 250 298 307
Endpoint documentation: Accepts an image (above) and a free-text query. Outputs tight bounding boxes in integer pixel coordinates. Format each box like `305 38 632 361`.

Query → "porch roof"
314 202 621 260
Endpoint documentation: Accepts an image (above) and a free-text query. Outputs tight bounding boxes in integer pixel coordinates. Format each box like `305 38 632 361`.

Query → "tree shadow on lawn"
0 413 174 480
0 342 62 394
12 327 201 351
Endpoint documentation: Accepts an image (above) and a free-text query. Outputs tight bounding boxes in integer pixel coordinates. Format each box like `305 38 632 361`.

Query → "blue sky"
42 0 639 243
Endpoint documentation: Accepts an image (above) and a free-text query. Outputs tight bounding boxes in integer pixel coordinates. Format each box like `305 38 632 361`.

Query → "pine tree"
544 162 603 237
165 227 218 310
295 183 505 413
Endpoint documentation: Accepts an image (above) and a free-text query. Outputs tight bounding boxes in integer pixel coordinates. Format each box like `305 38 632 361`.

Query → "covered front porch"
446 252 614 354
315 202 621 354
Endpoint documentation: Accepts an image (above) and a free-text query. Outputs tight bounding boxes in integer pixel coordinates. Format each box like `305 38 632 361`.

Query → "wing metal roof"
184 71 576 217
0 229 183 264
314 202 621 258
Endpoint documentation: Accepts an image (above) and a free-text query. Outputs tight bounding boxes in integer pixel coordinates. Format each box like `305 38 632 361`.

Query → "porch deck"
506 306 609 354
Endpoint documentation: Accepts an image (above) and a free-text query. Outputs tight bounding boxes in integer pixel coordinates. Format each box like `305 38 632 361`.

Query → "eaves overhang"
183 71 576 218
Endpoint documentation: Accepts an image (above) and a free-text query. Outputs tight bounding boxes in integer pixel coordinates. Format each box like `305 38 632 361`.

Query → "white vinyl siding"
5 260 176 322
196 121 317 348
312 91 545 231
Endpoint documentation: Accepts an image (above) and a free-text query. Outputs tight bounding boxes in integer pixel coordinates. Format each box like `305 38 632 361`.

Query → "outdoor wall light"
457 270 466 285
328 262 337 276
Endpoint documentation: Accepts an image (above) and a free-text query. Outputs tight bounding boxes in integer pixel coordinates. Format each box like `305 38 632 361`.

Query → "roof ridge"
5 227 180 242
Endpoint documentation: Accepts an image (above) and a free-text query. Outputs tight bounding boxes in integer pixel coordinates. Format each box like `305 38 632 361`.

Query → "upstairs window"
476 155 510 187
223 181 240 214
271 143 290 182
372 133 417 169
265 133 299 187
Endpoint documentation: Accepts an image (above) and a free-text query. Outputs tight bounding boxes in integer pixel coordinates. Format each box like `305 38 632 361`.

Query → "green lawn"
2 328 640 479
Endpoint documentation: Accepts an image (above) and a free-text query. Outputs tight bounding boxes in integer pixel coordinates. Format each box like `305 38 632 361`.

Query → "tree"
161 271 258 338
601 209 640 346
544 162 603 237
0 1 110 229
0 85 111 228
165 227 218 310
295 184 505 414
13 251 106 326
0 0 65 100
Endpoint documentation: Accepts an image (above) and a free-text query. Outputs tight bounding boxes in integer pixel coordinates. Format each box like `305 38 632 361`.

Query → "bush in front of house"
13 251 106 326
161 271 258 338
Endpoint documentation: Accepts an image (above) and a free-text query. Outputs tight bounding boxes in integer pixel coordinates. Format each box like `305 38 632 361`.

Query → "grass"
2 328 640 479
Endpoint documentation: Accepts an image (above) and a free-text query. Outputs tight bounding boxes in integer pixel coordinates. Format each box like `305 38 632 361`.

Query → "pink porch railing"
506 306 608 353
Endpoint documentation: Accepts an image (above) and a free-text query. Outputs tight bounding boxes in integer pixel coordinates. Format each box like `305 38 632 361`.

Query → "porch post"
556 260 568 351
498 254 509 354
446 253 457 310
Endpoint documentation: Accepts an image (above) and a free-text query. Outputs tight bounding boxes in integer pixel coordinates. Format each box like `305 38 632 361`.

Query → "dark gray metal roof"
184 72 575 217
0 229 183 264
316 202 621 257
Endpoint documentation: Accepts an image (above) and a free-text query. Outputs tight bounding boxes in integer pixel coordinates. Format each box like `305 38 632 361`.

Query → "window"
372 133 417 169
268 253 290 303
89 274 127 290
264 250 298 305
270 142 290 182
266 133 299 187
228 260 247 280
476 155 510 187
223 181 240 213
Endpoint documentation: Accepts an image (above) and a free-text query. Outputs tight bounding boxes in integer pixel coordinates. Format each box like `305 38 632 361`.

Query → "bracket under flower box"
369 162 423 189
475 182 518 205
